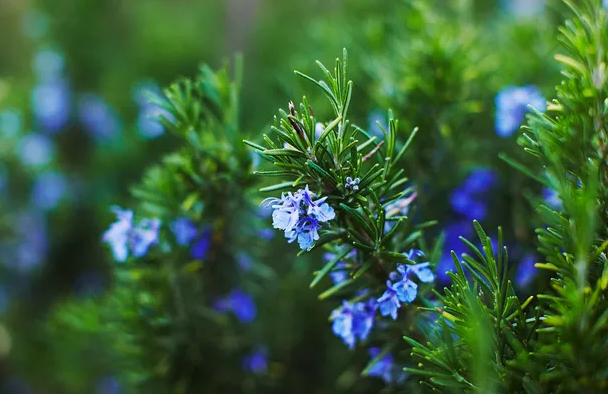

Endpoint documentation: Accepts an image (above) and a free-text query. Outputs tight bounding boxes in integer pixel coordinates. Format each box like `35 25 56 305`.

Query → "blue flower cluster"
495 85 546 138
450 168 497 221
213 289 257 324
102 206 161 262
377 250 434 320
331 299 377 349
264 186 335 251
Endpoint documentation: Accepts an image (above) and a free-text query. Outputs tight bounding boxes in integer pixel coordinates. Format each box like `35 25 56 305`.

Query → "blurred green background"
0 0 562 393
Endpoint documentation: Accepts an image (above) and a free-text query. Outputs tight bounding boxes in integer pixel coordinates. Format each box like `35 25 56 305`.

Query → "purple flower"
32 79 70 133
515 254 537 288
169 217 198 246
331 299 376 349
264 186 335 251
18 133 54 167
102 206 160 262
78 94 122 141
130 218 161 258
191 227 212 260
243 346 268 374
377 281 400 320
542 187 561 210
463 169 498 194
367 348 406 384
495 85 546 137
31 170 68 210
215 289 257 324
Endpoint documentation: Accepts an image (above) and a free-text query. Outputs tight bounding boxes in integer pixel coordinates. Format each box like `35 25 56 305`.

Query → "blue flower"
495 85 546 137
264 185 335 251
331 299 376 349
32 79 70 133
137 105 168 139
367 348 393 383
18 133 54 167
103 207 133 263
243 346 268 375
377 281 400 320
169 217 198 246
515 254 537 288
542 187 562 210
130 218 161 258
78 94 122 141
102 206 160 262
391 277 418 303
237 252 253 271
345 177 360 191
215 289 257 324
191 227 212 260
31 170 68 210
463 169 498 194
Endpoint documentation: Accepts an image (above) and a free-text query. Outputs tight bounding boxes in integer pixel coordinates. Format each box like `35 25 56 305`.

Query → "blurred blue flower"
331 299 376 349
515 254 537 288
258 228 275 240
102 206 160 262
169 217 198 246
243 346 269 374
2 211 48 273
495 85 546 137
33 49 65 81
130 218 161 258
191 227 212 260
32 79 71 133
31 170 68 210
0 108 22 138
18 133 54 167
542 187 562 210
137 105 167 139
367 348 397 383
214 289 257 324
96 376 120 394
463 169 498 194
78 94 122 141
237 252 253 271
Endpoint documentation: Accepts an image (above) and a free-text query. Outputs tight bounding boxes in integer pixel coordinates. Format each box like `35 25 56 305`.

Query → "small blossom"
264 185 335 251
495 85 546 138
130 218 161 258
331 299 376 349
377 281 400 320
170 217 198 246
392 278 418 303
32 79 71 133
345 177 360 191
367 348 406 384
78 94 122 141
215 289 257 324
542 187 562 210
102 206 160 262
243 347 268 375
191 227 212 260
515 254 537 288
31 171 68 210
463 169 498 194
